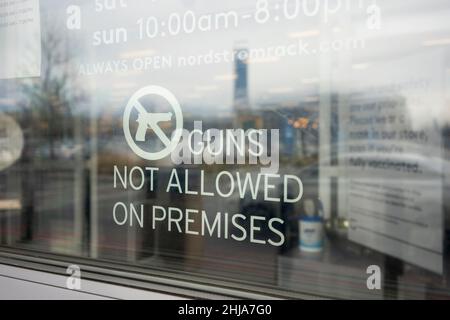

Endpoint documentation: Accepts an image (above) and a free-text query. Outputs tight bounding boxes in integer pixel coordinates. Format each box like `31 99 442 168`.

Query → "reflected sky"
30 0 448 124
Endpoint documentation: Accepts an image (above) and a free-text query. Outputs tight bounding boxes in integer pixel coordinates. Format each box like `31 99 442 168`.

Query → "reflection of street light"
294 117 309 129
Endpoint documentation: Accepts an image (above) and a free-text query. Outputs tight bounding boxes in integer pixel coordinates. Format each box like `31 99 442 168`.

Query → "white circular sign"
123 86 183 161
0 114 24 171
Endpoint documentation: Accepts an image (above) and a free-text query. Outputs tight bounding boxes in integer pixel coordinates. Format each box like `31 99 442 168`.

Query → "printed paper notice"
0 0 41 79
342 51 444 274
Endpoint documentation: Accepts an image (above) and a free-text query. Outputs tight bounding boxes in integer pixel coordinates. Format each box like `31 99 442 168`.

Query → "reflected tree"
18 24 87 242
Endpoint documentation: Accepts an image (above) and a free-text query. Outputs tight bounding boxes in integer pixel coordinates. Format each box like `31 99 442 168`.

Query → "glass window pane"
0 0 449 299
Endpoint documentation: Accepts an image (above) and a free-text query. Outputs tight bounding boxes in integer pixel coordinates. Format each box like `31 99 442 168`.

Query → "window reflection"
0 0 449 300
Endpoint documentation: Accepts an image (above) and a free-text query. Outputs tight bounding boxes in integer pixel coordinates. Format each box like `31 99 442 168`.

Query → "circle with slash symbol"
123 86 183 161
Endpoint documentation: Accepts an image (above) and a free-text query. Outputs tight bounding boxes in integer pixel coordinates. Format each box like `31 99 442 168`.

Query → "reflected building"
233 47 249 113
233 47 263 130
